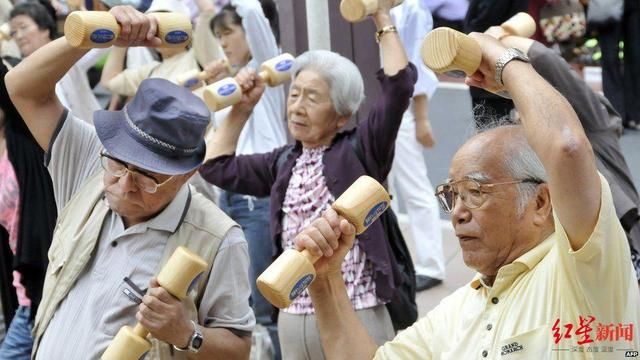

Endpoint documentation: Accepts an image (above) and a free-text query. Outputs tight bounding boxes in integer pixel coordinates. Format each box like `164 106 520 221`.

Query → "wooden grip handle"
203 53 294 111
332 175 390 234
256 176 390 309
340 0 403 23
500 12 536 38
156 246 208 300
101 247 206 360
64 11 191 49
421 27 481 76
421 12 536 76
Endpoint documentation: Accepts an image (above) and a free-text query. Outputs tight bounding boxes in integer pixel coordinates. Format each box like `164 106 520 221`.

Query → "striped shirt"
36 111 255 359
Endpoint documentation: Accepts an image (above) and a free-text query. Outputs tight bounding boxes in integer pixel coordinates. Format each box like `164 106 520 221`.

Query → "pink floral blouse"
281 146 381 315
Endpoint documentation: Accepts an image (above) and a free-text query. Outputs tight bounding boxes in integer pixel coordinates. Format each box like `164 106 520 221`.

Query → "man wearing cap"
5 5 254 360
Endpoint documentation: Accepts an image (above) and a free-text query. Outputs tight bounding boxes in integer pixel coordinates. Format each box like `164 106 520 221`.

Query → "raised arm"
6 6 161 150
193 0 225 67
204 68 264 160
375 2 408 75
100 46 128 89
466 33 600 249
302 209 379 360
232 0 279 66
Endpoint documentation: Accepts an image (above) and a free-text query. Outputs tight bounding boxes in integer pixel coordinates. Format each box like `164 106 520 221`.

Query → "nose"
219 36 228 49
118 171 139 193
288 95 305 115
451 194 471 225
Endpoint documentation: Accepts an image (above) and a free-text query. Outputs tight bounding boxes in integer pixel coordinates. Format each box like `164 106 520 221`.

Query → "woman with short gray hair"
200 1 416 358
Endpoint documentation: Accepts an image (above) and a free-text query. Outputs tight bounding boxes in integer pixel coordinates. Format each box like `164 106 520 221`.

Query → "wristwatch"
494 48 530 86
173 320 204 353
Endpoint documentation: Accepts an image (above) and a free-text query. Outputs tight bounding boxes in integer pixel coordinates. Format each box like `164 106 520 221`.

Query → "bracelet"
375 25 397 43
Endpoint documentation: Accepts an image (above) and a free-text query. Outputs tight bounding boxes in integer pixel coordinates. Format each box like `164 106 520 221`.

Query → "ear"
532 183 552 227
336 114 350 129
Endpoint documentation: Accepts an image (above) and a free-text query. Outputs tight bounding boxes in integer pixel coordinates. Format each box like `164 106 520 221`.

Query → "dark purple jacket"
199 64 417 301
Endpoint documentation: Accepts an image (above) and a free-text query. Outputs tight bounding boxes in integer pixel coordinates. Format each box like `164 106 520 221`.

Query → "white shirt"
391 0 439 99
55 49 108 123
213 0 287 155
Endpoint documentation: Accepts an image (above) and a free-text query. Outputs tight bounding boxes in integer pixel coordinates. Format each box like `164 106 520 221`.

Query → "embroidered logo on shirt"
501 342 524 356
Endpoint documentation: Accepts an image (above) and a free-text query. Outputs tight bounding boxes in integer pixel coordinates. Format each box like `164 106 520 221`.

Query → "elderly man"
294 32 640 359
487 28 640 281
5 5 253 360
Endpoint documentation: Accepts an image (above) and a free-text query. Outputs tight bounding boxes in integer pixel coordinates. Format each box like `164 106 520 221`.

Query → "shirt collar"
469 234 555 290
146 184 190 233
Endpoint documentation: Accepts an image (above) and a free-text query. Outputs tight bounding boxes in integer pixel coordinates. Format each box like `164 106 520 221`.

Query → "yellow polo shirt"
375 175 640 359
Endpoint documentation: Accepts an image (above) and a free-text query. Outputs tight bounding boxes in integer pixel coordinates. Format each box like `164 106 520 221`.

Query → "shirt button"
111 241 118 247
486 324 492 331
482 350 488 357
491 297 499 304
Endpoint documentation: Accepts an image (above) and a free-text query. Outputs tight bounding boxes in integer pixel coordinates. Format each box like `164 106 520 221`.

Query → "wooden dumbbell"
0 23 10 41
340 0 403 23
176 59 233 88
256 175 390 309
101 247 208 360
202 53 294 111
64 11 192 49
420 12 536 76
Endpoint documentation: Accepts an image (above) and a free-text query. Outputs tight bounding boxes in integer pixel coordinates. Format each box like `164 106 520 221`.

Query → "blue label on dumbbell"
187 272 204 294
363 201 388 228
90 29 115 43
275 59 293 72
183 78 199 88
289 274 314 300
218 83 237 96
165 30 189 44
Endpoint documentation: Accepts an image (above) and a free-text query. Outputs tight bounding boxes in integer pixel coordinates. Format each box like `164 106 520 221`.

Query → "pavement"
398 84 640 317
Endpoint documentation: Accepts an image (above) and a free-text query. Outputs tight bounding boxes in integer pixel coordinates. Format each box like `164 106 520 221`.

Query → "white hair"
291 50 365 117
476 122 548 216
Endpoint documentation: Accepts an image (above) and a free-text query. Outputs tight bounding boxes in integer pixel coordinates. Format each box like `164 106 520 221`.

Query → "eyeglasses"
435 178 543 213
99 152 174 194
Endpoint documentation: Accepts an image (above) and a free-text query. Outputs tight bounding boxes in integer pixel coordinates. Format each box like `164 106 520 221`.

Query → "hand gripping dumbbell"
176 59 233 88
101 247 208 360
420 12 535 76
202 53 294 112
64 11 192 49
340 0 403 23
257 175 391 309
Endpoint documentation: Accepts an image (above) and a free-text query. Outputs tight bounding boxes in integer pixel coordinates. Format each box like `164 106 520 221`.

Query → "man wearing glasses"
5 6 254 360
291 33 640 358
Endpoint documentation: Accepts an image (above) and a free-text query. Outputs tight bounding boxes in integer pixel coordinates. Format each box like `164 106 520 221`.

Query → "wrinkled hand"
203 59 231 84
231 68 265 115
415 118 435 148
464 32 510 92
136 278 192 348
293 208 356 277
109 6 162 48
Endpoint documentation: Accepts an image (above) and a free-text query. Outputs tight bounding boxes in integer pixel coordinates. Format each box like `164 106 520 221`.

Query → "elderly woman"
199 1 416 358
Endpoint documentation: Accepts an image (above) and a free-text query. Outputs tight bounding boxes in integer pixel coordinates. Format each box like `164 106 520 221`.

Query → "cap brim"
93 109 205 175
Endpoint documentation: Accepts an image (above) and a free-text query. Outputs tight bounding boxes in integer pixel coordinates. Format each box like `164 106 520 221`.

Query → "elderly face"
214 18 251 69
101 154 192 227
10 15 50 57
287 70 349 148
448 130 543 277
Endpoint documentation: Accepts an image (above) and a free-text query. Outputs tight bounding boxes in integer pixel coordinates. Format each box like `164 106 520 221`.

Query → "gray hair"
476 119 548 216
291 50 365 117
